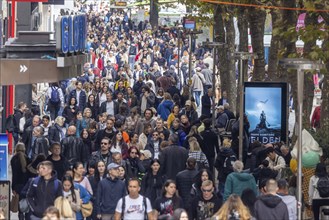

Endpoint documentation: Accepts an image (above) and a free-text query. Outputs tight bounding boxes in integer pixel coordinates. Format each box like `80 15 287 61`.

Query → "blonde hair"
213 194 251 220
54 196 73 218
163 92 172 100
222 138 232 148
188 137 201 152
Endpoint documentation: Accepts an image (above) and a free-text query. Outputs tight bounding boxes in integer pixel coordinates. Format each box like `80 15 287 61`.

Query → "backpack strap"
121 196 126 219
33 176 59 195
143 196 147 219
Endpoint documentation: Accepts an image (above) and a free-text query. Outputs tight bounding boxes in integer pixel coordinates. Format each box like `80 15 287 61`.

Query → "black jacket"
214 147 236 182
141 173 167 206
89 150 113 167
22 125 34 157
99 100 119 115
48 124 64 145
10 153 31 193
69 89 87 111
159 144 189 180
60 135 84 165
176 169 198 209
201 94 212 118
189 194 223 220
32 136 50 158
125 157 146 179
200 128 220 158
46 154 70 181
27 172 63 218
254 194 289 220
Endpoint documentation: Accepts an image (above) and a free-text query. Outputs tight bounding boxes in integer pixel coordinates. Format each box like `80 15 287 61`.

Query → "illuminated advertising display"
244 82 288 144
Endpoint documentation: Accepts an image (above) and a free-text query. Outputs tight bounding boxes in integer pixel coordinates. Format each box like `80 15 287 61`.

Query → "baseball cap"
107 163 119 171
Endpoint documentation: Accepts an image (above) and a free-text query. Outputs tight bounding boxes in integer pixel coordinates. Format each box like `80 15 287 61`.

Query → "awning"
0 59 81 85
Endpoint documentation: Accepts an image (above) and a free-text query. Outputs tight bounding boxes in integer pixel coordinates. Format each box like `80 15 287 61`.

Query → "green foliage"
308 119 329 160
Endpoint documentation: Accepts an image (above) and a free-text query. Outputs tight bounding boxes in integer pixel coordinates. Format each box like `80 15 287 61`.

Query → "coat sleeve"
223 174 233 201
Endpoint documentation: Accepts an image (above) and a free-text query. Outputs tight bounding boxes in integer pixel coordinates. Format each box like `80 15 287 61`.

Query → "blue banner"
0 134 8 180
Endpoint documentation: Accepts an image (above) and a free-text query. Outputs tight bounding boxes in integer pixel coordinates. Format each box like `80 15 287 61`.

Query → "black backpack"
5 114 16 133
223 154 237 176
317 176 329 197
121 195 147 219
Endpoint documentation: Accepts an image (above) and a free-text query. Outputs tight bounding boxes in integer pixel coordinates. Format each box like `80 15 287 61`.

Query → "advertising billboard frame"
244 82 288 145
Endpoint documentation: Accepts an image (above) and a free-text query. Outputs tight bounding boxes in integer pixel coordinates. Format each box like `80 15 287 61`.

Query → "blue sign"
0 134 8 181
56 14 87 54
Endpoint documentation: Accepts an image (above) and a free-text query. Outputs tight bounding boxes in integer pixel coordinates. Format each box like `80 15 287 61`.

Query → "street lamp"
279 58 325 220
202 41 226 128
232 52 257 162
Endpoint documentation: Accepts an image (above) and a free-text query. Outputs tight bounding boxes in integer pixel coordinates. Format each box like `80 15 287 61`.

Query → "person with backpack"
47 83 64 121
223 161 258 201
26 160 62 220
309 162 329 220
114 178 153 220
96 163 126 220
6 102 27 145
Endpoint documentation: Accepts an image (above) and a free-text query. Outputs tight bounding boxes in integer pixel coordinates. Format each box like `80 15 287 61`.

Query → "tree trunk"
149 0 159 29
236 9 249 113
214 6 237 113
248 8 266 81
225 16 237 114
268 8 283 81
302 13 318 128
281 0 298 144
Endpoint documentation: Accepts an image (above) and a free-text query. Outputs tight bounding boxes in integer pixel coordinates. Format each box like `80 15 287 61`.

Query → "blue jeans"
193 91 202 107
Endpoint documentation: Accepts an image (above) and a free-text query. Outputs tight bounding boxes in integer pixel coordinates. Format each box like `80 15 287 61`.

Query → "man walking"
114 178 153 220
254 179 289 220
159 133 189 179
27 161 62 220
96 163 126 220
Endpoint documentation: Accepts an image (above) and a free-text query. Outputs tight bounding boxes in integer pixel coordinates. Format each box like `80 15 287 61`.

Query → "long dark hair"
94 160 106 183
193 169 213 189
162 179 180 210
72 162 83 177
315 163 328 178
144 159 161 180
62 175 77 202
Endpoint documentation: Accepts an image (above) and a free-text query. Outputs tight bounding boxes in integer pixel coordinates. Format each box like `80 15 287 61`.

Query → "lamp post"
232 52 257 162
185 29 203 99
202 41 226 128
279 58 325 220
176 24 183 89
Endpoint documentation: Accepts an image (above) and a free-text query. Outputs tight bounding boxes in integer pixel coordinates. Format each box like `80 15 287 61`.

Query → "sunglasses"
130 151 137 154
202 188 213 193
101 142 108 145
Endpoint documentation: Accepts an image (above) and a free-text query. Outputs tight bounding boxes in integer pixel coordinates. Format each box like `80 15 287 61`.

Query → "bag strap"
143 196 147 219
121 196 126 219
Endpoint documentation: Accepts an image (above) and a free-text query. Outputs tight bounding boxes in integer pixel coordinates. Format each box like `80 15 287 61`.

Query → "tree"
149 0 159 29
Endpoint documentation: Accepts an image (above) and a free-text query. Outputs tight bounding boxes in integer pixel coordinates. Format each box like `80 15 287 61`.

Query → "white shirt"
115 195 152 220
106 101 114 116
76 90 81 106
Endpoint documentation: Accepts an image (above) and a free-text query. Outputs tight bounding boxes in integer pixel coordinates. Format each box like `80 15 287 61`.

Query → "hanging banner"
0 134 8 180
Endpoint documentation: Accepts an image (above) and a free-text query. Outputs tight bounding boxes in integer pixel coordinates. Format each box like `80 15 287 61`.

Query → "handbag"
19 198 30 213
10 194 19 213
81 202 93 218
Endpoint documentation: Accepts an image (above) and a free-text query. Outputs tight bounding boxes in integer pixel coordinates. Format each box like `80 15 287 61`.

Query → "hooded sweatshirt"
277 193 297 220
254 194 289 220
223 172 258 201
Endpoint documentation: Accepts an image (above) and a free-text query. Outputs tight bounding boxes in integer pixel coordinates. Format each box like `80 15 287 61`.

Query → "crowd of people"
6 1 329 220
